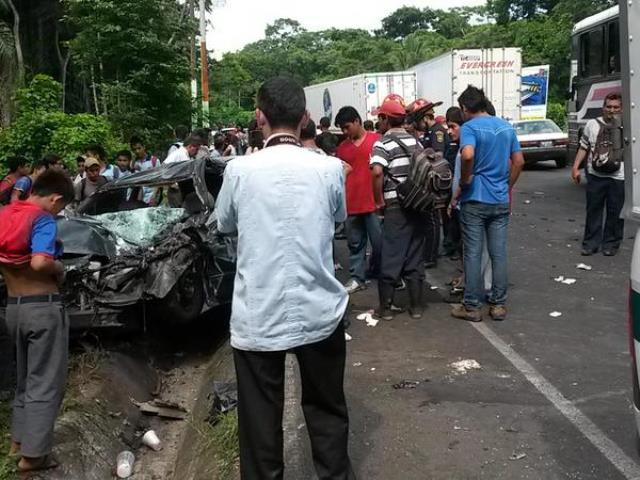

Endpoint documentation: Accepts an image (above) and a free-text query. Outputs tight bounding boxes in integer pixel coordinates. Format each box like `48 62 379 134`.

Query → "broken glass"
94 207 186 250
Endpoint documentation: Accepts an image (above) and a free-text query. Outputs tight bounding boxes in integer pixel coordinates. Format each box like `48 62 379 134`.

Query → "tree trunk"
54 23 71 112
6 0 24 82
90 65 99 114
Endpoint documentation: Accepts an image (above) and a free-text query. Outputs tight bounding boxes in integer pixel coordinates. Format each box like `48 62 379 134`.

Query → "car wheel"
162 262 205 324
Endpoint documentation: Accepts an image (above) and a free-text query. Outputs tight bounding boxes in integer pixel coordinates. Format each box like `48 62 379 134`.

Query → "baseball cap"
84 157 101 169
377 94 407 118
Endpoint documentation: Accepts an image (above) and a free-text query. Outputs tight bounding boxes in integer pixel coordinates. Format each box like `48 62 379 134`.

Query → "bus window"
580 27 604 77
608 21 620 74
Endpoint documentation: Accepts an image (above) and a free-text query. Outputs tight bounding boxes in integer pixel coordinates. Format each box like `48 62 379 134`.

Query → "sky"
206 0 485 59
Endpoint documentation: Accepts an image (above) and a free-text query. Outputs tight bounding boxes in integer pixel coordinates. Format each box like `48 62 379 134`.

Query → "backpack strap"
385 133 417 185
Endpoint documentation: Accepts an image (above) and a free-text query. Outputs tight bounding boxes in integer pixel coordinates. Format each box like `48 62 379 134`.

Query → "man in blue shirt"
215 76 353 480
452 86 524 322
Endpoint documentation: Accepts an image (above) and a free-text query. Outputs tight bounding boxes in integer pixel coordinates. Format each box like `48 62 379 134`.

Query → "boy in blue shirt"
452 86 525 322
0 169 74 473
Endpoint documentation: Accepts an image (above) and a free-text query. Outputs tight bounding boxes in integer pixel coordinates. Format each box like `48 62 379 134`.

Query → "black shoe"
581 248 597 256
603 248 618 256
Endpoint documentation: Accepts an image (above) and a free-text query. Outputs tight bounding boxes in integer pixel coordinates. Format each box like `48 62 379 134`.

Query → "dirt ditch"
2 308 238 480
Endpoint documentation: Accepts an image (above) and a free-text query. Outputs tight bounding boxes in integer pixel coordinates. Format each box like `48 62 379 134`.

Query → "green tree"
64 0 193 142
377 6 434 39
0 75 122 167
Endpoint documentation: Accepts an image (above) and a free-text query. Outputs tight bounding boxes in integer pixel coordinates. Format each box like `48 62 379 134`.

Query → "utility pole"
189 0 197 129
199 0 209 128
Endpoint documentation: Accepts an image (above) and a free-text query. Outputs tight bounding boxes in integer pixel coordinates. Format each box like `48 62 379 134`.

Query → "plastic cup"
142 429 162 451
116 450 135 478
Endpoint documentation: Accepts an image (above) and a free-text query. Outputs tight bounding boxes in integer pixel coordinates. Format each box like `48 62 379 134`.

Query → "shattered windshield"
94 207 186 250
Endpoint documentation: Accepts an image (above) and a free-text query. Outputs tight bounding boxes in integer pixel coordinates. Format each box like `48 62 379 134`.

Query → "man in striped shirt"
370 94 429 320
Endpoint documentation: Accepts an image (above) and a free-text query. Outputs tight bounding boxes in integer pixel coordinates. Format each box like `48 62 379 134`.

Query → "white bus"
568 6 621 160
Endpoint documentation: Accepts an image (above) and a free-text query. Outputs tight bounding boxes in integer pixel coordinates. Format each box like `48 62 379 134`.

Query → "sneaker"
408 307 424 319
451 305 482 322
395 279 406 291
344 279 366 294
581 248 597 256
489 305 507 321
602 248 618 257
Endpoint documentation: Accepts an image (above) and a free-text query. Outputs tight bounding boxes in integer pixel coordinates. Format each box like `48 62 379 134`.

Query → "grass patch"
191 411 239 478
62 346 107 414
0 400 16 480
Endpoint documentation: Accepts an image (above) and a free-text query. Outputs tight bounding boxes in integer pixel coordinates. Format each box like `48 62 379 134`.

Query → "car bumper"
521 146 568 163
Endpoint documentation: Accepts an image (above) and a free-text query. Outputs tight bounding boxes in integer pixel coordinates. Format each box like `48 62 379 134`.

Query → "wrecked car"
54 157 235 329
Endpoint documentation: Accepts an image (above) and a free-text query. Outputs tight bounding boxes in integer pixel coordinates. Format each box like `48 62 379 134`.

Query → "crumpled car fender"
144 246 196 299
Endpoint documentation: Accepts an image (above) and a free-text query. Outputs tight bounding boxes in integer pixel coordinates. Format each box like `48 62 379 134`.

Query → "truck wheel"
162 263 205 324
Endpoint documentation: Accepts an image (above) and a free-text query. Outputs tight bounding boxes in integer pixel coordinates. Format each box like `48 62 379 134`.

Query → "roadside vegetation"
191 410 240 479
0 400 16 480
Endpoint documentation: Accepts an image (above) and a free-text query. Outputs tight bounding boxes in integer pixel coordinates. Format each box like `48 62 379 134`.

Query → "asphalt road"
282 161 640 480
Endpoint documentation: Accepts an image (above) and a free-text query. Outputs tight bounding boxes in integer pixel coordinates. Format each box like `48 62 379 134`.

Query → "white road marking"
472 322 640 480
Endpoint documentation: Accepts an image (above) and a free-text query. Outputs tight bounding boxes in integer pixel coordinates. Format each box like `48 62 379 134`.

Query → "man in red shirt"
335 106 381 294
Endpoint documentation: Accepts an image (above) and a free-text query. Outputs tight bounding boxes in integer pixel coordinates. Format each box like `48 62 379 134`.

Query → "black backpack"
592 116 623 174
389 135 453 212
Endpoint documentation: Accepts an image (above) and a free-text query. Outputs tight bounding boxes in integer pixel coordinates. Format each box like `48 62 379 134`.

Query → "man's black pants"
583 173 625 251
233 323 354 480
380 205 428 285
424 208 441 263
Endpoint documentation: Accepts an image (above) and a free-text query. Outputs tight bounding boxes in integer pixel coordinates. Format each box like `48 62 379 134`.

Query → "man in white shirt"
571 92 624 256
215 76 354 480
164 136 202 164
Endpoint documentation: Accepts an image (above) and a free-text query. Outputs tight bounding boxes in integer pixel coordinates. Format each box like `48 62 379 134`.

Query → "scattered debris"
392 380 420 390
576 263 593 271
509 452 527 461
549 311 562 318
534 191 545 195
142 430 162 451
554 276 577 285
207 382 238 425
353 362 362 367
345 332 353 342
133 398 188 420
334 263 344 271
356 311 379 327
450 359 481 374
448 440 461 450
505 427 519 433
430 285 439 290
524 200 531 204
370 367 376 372
116 451 135 478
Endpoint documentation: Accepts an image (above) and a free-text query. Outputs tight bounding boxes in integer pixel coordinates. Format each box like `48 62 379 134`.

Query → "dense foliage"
0 75 123 175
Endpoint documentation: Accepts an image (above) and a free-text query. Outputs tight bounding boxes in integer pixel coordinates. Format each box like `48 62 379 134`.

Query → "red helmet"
377 94 407 118
407 98 443 113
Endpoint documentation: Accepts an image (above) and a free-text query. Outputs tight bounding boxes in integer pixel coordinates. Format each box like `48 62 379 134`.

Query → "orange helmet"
377 94 407 118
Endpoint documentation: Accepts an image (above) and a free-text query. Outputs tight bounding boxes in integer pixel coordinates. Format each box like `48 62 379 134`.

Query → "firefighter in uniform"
405 98 445 268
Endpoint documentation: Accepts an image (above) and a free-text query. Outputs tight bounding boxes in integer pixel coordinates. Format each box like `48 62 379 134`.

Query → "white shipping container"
304 72 417 131
411 48 522 121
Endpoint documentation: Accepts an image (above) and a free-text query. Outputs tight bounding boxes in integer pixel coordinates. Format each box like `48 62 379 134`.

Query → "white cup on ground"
142 430 162 451
116 450 135 478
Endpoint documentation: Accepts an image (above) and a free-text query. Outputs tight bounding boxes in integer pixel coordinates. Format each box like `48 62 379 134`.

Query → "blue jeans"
460 201 510 310
346 212 382 284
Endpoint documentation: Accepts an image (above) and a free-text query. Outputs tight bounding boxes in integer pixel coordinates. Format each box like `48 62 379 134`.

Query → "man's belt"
7 294 62 305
